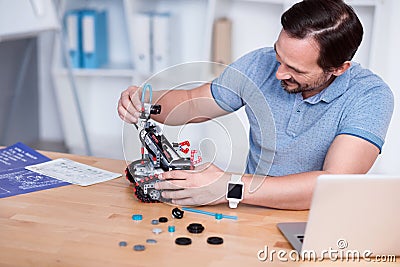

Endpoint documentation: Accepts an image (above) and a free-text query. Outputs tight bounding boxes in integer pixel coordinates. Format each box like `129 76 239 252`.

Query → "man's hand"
118 83 228 125
154 163 230 206
118 86 143 124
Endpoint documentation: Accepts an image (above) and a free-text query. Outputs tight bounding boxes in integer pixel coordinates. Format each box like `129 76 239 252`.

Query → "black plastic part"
170 158 193 170
158 216 168 223
187 223 205 234
172 207 184 219
150 104 161 114
140 127 193 172
134 184 154 203
141 130 176 172
175 237 192 246
207 236 224 245
125 165 162 203
125 166 135 184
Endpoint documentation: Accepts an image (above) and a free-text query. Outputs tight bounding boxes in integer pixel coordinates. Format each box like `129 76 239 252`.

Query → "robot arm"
125 85 193 202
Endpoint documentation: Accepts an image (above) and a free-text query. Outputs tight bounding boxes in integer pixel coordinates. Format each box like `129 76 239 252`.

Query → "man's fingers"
122 86 142 110
161 188 191 200
121 94 139 115
117 104 139 124
117 89 140 123
117 86 143 124
155 180 185 190
160 170 193 180
128 91 142 111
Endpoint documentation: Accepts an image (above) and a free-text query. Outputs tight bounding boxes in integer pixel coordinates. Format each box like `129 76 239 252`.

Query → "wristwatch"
226 174 244 208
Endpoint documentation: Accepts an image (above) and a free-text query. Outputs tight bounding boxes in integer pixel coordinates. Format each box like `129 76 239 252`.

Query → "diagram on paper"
26 158 121 186
0 168 70 198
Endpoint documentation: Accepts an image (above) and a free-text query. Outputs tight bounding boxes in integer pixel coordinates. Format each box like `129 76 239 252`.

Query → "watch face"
227 183 243 199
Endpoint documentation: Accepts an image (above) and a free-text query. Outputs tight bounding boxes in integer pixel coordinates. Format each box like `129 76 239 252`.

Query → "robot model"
125 84 194 203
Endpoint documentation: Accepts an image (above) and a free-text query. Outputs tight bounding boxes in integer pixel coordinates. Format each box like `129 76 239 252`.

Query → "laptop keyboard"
296 235 304 243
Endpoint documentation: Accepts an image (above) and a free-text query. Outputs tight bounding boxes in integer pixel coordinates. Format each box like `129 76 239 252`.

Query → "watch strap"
229 201 239 209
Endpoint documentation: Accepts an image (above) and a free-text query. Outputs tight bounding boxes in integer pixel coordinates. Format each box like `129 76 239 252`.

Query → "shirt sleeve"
210 49 267 112
210 74 244 112
210 67 247 112
337 85 394 152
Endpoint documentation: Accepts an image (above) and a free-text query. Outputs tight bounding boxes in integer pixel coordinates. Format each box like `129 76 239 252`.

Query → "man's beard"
280 73 333 95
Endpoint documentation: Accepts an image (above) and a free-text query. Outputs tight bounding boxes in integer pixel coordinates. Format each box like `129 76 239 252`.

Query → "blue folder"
80 10 108 69
64 10 82 68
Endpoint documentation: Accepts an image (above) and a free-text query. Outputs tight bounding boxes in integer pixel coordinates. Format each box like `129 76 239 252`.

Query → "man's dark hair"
281 0 363 71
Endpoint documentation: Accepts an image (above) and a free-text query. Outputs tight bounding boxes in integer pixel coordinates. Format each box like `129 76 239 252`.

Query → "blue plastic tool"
181 207 238 220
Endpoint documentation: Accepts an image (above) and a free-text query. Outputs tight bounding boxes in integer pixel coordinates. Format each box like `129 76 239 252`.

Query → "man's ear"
332 61 351 77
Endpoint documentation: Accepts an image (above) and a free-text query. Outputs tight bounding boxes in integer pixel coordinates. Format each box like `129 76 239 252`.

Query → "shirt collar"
301 64 352 104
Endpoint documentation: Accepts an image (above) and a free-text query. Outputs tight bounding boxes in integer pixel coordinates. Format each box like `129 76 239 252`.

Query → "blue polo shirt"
211 47 394 176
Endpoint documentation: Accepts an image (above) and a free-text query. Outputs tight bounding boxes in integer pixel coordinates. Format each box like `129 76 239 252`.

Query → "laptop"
277 174 400 257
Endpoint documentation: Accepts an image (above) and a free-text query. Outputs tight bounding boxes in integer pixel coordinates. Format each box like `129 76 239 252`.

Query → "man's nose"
275 64 291 80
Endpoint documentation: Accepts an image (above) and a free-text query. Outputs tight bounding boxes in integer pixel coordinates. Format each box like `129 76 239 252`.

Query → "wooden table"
0 151 397 266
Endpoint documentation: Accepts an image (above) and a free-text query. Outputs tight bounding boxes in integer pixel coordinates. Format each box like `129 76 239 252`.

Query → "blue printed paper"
0 168 70 198
0 142 50 170
0 142 70 198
